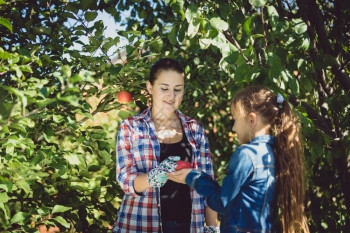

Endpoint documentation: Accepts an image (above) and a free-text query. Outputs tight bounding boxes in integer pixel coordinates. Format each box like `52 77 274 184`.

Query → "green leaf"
99 150 111 165
249 0 267 8
251 34 264 39
199 38 212 49
11 212 29 224
88 164 101 172
80 0 93 10
209 17 229 32
292 19 307 34
80 169 93 179
57 94 80 107
185 4 200 21
0 177 13 193
102 37 115 51
16 180 31 194
91 131 106 139
53 216 70 228
267 52 282 79
0 203 9 221
170 0 184 13
168 25 178 45
234 64 259 82
33 26 52 35
104 0 118 5
178 23 186 42
85 11 98 22
63 153 80 165
148 38 163 52
288 77 300 95
0 98 14 119
37 98 57 108
282 70 299 94
52 205 72 214
299 37 310 50
0 47 11 60
43 126 55 142
242 16 253 36
314 53 338 70
266 6 279 29
118 110 132 119
0 192 9 203
9 123 26 133
0 17 12 32
187 18 201 38
62 65 71 78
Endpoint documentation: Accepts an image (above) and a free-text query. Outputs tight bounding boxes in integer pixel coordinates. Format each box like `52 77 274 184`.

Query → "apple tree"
118 0 350 232
0 0 349 232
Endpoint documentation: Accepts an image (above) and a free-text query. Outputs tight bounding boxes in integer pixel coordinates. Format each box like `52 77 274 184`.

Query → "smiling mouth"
164 101 175 105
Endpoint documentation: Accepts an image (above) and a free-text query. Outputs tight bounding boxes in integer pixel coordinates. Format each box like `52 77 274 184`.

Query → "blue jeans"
162 221 190 233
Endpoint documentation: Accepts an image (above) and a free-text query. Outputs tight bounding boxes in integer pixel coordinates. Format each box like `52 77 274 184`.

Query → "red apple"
175 161 192 170
38 225 60 233
117 91 132 104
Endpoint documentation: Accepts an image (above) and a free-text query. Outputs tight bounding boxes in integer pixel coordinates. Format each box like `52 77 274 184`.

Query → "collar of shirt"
135 106 197 125
250 135 275 145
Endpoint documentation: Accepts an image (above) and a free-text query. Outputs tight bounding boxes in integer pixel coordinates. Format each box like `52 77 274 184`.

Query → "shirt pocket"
132 134 155 171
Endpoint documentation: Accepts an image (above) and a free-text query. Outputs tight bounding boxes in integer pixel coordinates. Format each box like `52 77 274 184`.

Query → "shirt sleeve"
198 123 214 178
186 147 253 214
116 119 142 197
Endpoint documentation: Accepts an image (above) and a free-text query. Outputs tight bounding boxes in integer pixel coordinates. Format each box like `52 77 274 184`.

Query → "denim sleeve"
186 147 253 214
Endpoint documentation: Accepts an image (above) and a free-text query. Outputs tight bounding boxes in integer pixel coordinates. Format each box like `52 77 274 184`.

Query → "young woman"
113 58 218 233
170 86 309 233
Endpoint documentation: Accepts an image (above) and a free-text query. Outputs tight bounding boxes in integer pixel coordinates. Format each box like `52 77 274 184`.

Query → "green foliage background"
0 0 349 232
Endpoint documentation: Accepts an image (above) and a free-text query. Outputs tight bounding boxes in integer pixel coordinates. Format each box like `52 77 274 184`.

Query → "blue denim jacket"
186 135 276 233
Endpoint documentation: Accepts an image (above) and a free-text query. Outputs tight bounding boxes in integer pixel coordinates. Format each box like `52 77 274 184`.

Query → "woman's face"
147 70 185 115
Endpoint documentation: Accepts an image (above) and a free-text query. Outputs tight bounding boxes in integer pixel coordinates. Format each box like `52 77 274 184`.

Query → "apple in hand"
175 161 192 171
117 91 132 104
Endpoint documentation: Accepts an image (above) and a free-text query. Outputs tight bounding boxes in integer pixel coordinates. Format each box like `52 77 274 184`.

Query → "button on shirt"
114 107 214 233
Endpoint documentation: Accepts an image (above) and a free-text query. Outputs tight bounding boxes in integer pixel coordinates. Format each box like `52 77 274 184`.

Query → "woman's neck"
151 108 178 122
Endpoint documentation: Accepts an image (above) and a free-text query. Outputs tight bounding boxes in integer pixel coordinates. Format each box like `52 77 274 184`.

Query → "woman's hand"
167 168 193 184
147 156 180 187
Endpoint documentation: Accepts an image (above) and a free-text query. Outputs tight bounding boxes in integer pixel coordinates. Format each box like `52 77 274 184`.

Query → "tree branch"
296 0 350 95
289 95 335 138
222 30 254 65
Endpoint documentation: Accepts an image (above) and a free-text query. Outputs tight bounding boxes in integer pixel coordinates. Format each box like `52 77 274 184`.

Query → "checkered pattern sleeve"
116 117 143 196
114 111 162 232
198 122 214 178
181 116 214 232
193 122 214 212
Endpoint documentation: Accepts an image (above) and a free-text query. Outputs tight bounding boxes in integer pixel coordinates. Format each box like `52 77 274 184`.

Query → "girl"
113 58 218 233
169 86 309 233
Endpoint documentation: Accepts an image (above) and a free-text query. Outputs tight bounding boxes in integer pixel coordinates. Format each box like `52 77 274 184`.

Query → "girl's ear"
248 112 257 127
146 81 152 94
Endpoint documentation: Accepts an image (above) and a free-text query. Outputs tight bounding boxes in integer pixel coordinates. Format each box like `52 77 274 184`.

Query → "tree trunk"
296 0 350 212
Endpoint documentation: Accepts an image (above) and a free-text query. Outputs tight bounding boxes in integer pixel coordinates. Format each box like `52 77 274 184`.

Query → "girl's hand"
167 168 193 184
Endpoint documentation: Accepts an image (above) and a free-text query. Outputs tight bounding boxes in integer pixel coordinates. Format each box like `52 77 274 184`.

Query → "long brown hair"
231 86 309 233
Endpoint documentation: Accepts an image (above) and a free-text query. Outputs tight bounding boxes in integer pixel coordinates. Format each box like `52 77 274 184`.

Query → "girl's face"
147 70 185 115
231 104 251 144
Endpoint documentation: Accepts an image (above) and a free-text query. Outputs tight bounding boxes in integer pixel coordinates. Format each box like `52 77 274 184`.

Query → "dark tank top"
159 128 192 223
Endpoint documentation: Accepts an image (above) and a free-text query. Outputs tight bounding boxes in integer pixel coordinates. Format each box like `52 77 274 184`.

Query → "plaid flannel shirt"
114 106 214 233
